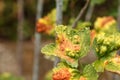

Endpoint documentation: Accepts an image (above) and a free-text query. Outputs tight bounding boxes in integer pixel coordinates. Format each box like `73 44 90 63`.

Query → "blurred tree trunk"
85 4 94 21
17 0 24 74
56 0 63 24
54 0 63 67
118 0 120 30
32 0 43 80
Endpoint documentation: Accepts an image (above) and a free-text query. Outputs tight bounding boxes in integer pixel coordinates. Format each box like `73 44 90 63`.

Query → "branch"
72 0 90 28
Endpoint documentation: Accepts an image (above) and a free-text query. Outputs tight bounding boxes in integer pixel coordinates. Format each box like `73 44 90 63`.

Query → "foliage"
44 70 53 80
92 17 120 74
0 72 24 80
42 16 120 80
63 0 69 11
0 0 118 39
90 0 106 6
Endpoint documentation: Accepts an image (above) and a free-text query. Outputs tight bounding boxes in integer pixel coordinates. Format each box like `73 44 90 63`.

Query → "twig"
72 0 90 28
56 0 63 25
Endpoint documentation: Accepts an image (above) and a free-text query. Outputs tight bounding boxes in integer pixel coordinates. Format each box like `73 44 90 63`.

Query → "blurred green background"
0 0 118 40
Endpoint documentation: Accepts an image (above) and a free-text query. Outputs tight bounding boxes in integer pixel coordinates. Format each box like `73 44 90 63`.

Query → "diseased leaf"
105 61 120 74
105 55 120 74
53 62 80 80
94 16 117 33
56 25 90 58
42 25 90 66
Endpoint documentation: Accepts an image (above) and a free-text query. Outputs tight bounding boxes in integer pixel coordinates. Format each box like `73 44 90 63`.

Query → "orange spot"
53 68 71 80
36 20 48 33
90 30 96 46
79 76 87 80
101 16 114 27
55 34 80 63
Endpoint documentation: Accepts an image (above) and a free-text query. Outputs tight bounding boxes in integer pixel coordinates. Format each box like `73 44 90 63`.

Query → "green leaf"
0 73 24 80
92 51 117 72
41 43 56 56
92 51 120 74
44 70 53 80
92 59 105 72
62 59 78 68
90 0 106 6
79 28 90 57
82 64 98 80
63 0 69 11
93 32 120 58
105 61 120 74
76 22 91 30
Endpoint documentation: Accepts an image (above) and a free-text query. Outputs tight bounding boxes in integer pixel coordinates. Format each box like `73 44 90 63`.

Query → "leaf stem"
72 0 90 28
